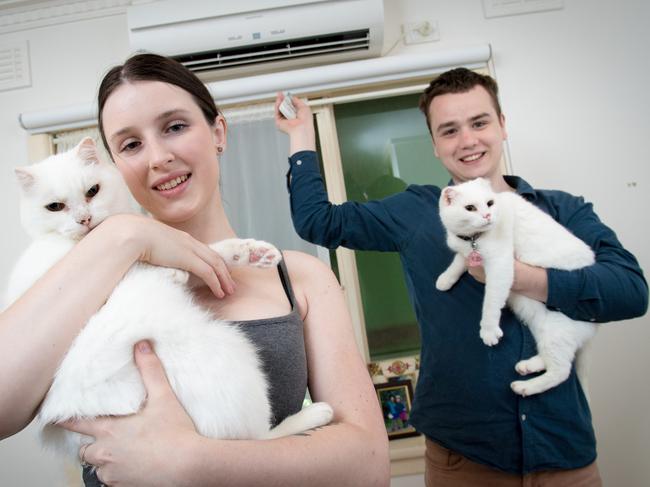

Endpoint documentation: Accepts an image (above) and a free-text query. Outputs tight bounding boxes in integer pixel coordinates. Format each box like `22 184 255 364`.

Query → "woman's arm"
65 251 390 487
0 214 234 439
190 252 389 486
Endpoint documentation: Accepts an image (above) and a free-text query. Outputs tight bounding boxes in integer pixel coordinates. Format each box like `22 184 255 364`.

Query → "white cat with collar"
436 177 597 397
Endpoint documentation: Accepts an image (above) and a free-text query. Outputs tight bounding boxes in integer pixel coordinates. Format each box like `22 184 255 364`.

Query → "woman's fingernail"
138 341 151 353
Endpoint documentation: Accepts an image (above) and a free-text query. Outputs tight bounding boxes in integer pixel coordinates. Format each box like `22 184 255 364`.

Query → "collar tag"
468 249 483 267
456 233 483 266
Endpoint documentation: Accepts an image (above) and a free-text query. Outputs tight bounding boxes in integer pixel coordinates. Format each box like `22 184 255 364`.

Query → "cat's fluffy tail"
262 402 333 439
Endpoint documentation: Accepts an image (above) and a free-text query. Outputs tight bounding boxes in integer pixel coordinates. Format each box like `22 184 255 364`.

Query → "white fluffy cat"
5 137 332 460
436 177 596 397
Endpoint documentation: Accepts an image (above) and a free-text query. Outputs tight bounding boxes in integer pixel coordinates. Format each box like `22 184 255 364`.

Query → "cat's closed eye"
45 202 65 212
86 184 100 199
465 205 477 211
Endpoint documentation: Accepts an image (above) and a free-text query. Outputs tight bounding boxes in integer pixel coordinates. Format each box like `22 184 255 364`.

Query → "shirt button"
296 160 302 166
521 414 527 421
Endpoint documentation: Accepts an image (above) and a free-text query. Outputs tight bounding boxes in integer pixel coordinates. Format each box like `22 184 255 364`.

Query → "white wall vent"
179 29 373 73
127 0 384 77
0 40 31 92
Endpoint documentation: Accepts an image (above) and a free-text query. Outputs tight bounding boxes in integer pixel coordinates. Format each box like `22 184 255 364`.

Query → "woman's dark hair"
97 53 219 156
418 68 502 135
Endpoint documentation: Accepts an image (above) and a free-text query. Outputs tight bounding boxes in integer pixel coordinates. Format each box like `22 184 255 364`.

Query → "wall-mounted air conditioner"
127 0 384 78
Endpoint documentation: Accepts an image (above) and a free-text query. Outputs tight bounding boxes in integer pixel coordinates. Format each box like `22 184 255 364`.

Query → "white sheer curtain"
53 108 319 257
53 127 108 161
220 104 318 256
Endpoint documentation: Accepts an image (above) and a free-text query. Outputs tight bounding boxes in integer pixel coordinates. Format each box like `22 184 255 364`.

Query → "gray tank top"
238 256 308 426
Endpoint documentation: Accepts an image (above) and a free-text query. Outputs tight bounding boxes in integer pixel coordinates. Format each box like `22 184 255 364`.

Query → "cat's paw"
515 356 546 376
435 273 456 291
214 239 282 268
479 324 503 346
161 267 190 284
510 380 543 397
245 240 282 268
301 402 334 429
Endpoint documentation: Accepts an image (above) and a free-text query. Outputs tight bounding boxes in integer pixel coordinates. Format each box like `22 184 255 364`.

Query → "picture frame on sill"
374 379 419 440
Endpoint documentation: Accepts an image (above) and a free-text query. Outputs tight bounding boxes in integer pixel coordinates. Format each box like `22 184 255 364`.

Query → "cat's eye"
45 202 65 212
86 184 100 198
487 200 494 207
465 205 477 211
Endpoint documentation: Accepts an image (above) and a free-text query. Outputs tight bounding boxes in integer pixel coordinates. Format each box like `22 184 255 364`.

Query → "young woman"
0 54 389 487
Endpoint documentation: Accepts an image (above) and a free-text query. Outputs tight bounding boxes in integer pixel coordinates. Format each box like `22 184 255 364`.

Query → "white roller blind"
19 44 491 134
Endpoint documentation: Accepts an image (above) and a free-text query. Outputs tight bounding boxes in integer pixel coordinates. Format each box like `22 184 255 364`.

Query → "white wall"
0 1 648 486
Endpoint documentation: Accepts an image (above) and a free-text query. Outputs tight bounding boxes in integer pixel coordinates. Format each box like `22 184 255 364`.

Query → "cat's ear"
442 187 457 206
76 137 100 165
15 167 35 192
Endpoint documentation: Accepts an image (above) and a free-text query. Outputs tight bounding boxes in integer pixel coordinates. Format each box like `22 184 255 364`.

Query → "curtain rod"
19 44 491 134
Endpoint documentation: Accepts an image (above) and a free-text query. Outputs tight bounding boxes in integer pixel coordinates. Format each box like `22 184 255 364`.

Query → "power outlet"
402 20 440 45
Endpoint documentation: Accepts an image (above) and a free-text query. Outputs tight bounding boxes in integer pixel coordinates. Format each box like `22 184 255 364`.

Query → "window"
314 92 450 361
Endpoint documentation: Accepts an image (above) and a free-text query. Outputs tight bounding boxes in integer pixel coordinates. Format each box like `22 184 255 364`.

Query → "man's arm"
288 150 422 251
275 92 425 252
544 194 648 322
511 261 549 302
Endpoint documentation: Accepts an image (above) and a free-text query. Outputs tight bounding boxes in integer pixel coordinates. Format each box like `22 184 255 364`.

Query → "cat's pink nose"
484 213 491 220
78 216 92 226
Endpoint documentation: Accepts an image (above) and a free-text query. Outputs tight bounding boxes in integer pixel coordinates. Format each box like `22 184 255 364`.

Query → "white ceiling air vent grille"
0 40 31 91
127 0 384 77
178 29 371 73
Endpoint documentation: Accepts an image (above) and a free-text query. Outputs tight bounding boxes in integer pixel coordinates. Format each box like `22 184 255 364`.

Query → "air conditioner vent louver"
174 29 370 73
127 0 384 76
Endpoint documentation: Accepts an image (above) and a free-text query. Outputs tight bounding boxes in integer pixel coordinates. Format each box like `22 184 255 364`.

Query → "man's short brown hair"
418 68 502 135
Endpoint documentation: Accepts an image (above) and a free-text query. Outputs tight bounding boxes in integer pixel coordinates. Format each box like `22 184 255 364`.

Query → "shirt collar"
503 175 537 201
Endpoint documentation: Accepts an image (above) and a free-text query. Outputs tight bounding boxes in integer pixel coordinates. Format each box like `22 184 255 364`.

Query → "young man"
275 68 647 485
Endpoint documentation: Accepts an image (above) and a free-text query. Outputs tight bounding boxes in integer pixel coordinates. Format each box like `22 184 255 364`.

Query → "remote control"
279 91 297 119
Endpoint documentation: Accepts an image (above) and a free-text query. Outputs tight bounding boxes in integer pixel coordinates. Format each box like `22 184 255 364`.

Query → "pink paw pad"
248 246 280 266
249 248 266 263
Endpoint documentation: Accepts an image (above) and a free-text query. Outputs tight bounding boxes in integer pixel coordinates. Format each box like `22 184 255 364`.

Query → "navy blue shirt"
286 150 648 474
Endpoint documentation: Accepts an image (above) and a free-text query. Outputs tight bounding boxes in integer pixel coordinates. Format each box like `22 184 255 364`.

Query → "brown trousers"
425 438 603 487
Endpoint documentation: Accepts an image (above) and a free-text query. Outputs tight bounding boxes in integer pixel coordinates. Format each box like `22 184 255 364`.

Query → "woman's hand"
100 214 235 298
274 92 316 154
61 341 199 487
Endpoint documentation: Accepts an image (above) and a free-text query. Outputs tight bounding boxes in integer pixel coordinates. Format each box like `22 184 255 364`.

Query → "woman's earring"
217 146 224 154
